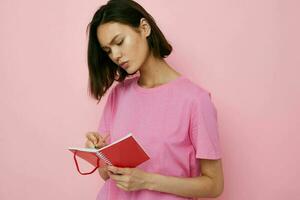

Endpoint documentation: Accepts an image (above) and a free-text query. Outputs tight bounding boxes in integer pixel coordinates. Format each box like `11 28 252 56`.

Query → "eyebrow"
101 33 121 49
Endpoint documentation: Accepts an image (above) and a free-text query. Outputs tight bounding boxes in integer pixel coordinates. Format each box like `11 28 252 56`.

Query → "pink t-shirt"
96 75 222 200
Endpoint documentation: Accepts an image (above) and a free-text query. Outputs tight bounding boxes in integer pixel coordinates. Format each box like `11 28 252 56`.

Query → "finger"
108 166 130 175
86 132 97 138
107 165 117 174
107 170 112 176
109 173 127 182
95 141 105 148
95 134 110 147
91 133 99 143
107 167 123 177
116 183 129 191
95 138 106 148
86 133 93 141
86 133 98 144
85 140 95 148
98 133 109 143
92 132 100 139
86 137 96 146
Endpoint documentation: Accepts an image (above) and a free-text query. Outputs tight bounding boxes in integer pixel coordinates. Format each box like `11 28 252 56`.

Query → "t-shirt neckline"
133 75 186 93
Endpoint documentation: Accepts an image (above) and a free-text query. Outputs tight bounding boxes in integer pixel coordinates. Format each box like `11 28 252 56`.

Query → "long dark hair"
86 0 173 103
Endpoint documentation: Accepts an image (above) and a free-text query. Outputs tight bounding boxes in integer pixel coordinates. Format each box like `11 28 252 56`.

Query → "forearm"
98 167 110 181
145 173 219 198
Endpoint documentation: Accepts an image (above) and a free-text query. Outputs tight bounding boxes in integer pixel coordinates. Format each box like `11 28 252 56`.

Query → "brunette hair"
86 0 173 103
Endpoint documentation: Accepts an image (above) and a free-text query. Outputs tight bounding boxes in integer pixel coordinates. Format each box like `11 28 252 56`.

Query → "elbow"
212 189 223 198
195 181 224 198
211 178 224 198
194 175 224 198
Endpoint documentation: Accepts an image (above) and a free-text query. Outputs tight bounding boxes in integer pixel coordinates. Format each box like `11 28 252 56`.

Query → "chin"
127 67 139 75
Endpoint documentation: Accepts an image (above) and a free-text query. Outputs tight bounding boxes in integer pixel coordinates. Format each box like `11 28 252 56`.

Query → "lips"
120 61 129 69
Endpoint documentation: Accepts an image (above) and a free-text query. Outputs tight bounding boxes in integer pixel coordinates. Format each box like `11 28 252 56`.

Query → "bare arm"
98 166 110 181
145 159 224 198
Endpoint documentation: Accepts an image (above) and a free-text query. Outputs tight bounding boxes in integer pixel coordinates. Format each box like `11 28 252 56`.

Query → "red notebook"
68 132 150 175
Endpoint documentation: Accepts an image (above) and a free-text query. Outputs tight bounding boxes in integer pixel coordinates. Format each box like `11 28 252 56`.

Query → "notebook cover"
100 135 150 167
69 134 150 168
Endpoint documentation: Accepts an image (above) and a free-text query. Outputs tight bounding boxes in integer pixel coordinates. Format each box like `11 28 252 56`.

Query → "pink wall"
1 0 299 199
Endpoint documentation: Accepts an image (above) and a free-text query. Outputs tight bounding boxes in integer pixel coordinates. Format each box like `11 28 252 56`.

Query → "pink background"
1 0 299 199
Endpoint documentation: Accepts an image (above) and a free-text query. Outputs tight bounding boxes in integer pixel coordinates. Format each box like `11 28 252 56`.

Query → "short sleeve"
97 88 115 144
189 91 222 160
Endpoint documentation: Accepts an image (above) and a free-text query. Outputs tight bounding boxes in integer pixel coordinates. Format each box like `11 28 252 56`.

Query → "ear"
139 18 151 37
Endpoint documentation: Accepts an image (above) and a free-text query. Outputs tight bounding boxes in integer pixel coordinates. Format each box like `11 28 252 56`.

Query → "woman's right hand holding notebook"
85 131 110 181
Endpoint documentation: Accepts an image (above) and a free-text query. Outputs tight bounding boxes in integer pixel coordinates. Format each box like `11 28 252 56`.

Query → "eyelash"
106 40 123 54
117 40 123 45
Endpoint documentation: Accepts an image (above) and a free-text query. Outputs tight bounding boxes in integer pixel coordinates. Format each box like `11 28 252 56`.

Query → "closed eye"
105 40 123 55
117 40 123 45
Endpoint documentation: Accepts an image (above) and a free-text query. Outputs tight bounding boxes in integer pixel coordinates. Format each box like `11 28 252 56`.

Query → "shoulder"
180 77 218 117
106 76 137 97
179 77 213 102
114 76 137 92
101 77 136 107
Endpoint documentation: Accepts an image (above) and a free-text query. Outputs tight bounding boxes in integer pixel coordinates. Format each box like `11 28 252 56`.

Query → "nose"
111 48 122 64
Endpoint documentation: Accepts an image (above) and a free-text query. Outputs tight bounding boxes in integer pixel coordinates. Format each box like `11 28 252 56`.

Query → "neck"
137 52 181 88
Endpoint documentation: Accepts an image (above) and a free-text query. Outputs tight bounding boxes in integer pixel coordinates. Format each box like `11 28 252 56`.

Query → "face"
97 19 151 74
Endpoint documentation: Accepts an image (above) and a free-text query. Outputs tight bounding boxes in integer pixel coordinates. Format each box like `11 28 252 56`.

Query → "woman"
85 0 224 199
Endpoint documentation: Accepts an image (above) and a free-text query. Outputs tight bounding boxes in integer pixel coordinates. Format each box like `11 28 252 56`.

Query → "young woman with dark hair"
85 0 224 199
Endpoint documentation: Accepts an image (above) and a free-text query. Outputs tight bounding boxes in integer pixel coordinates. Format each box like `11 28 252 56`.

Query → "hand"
107 165 151 192
99 163 110 181
85 131 109 149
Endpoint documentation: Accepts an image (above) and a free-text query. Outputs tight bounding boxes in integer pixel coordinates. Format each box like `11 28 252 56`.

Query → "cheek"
130 37 148 61
125 37 139 55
